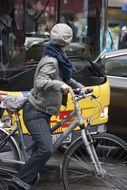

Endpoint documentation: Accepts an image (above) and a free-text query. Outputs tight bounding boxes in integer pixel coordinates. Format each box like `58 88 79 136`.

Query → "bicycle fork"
81 128 105 177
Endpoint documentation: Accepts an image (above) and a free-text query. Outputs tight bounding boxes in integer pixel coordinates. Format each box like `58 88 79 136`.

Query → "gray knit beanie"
50 23 73 46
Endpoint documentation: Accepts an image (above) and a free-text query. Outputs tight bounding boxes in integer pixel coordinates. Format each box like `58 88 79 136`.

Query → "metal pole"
56 0 61 23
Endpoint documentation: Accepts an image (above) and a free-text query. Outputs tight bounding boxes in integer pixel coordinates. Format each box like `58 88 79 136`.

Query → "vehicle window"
9 0 89 68
0 0 107 78
105 55 127 77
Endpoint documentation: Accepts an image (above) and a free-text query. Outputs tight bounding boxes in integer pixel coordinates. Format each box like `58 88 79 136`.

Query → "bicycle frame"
0 89 104 176
0 102 81 161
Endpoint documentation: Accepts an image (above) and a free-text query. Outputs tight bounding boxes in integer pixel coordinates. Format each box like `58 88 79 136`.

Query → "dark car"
105 49 127 141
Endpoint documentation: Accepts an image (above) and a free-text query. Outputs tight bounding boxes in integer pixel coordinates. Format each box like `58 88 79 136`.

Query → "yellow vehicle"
0 0 110 142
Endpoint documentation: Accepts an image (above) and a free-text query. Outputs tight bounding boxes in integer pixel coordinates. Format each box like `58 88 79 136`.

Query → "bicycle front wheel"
0 129 21 178
62 133 127 190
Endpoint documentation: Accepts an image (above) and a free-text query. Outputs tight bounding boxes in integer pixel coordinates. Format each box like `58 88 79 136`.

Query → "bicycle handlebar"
69 87 97 102
0 88 96 112
69 88 97 104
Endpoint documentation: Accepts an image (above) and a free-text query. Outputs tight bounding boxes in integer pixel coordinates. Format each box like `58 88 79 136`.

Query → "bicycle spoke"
66 155 92 172
62 134 127 190
67 170 92 183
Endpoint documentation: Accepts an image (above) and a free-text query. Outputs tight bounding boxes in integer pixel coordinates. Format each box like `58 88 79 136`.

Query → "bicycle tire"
0 129 21 179
61 133 127 190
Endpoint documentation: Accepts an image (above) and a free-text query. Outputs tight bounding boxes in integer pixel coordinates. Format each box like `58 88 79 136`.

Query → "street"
32 150 127 190
34 150 64 190
0 148 127 190
34 167 63 190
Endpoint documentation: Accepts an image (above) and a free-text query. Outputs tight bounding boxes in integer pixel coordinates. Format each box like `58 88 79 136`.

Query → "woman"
25 0 43 33
8 23 84 190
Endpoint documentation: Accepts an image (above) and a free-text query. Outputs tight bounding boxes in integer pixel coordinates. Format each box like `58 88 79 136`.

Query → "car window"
105 55 127 77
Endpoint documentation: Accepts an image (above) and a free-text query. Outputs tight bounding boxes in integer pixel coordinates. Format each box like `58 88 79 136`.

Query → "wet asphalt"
31 150 110 190
0 150 126 190
33 150 64 190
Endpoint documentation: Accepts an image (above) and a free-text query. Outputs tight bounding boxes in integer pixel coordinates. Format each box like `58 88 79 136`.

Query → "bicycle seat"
0 95 28 112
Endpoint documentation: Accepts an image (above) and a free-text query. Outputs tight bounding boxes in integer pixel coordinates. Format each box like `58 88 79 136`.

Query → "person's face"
33 1 43 13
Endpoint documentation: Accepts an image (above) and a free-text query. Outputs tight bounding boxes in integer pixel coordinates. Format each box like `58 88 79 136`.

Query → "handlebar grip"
84 88 93 94
73 88 81 94
70 88 93 96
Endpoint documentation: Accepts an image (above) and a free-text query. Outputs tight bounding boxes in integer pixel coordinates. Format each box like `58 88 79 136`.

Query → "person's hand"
61 84 70 95
80 87 86 94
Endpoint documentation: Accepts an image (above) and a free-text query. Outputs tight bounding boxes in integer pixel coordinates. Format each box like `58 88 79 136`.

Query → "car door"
105 50 127 141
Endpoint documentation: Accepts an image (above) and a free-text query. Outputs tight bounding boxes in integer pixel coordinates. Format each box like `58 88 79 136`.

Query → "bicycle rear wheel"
0 129 21 179
62 133 127 190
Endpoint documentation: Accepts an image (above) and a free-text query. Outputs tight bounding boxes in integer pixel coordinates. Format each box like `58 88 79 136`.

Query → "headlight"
100 106 108 118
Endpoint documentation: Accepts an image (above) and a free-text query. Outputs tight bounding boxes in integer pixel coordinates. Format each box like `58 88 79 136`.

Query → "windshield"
0 0 108 91
0 0 107 69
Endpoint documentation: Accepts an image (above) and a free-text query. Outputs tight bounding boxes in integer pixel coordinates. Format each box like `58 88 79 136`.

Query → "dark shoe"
11 176 31 190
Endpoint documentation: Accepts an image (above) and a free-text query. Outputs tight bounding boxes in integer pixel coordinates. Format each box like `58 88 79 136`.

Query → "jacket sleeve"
34 61 64 92
67 78 84 89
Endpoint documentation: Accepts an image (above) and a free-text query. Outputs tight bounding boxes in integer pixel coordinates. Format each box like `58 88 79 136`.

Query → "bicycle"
0 88 127 190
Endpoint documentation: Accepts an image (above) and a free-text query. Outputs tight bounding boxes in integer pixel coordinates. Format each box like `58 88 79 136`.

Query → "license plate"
52 133 72 144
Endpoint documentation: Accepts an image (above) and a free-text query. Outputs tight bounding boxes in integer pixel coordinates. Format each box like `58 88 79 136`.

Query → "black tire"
61 133 127 190
0 129 20 179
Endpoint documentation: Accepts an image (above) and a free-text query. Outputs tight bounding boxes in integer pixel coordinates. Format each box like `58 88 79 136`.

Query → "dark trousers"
16 101 53 185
